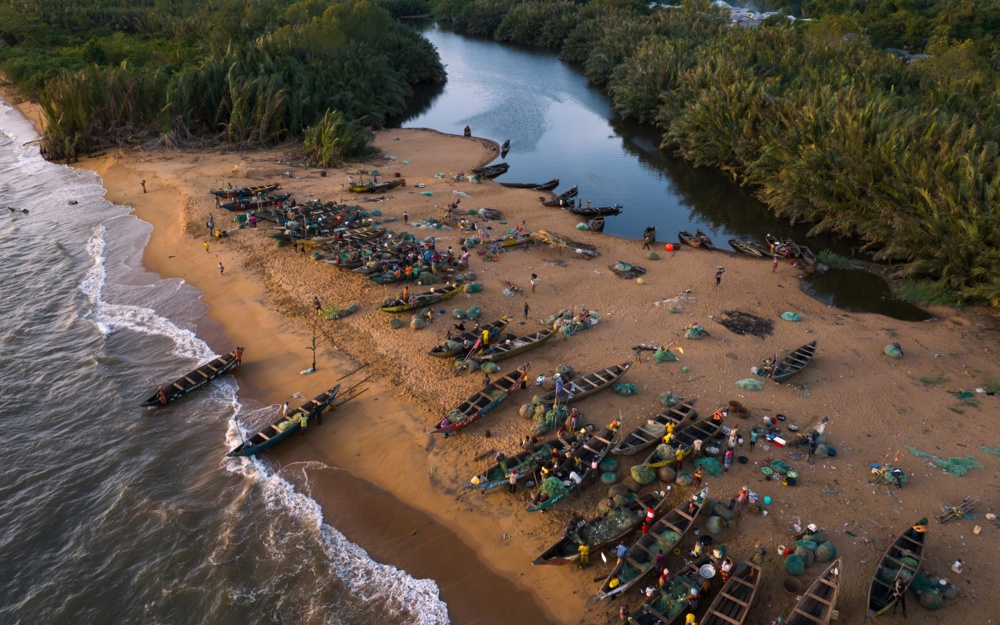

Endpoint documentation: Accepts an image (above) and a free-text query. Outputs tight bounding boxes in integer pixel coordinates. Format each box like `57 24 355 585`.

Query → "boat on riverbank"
526 422 620 512
210 183 280 199
868 520 926 618
612 400 698 456
786 558 842 625
348 179 406 193
701 554 765 625
569 204 622 217
729 239 769 257
477 329 556 363
536 362 631 405
678 230 701 248
142 348 243 407
472 163 509 179
463 439 569 491
772 340 817 383
378 283 463 313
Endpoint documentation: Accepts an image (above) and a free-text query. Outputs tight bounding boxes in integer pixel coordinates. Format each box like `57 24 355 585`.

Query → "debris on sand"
719 310 774 337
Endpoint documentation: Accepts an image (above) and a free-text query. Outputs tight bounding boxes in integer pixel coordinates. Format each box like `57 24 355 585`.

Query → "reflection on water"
804 268 932 321
399 23 854 255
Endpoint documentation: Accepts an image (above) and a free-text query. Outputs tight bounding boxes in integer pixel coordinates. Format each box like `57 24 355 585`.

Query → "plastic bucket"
763 496 772 505
700 564 716 578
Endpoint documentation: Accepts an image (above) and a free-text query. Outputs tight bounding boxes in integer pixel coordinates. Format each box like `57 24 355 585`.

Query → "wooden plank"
791 607 824 622
719 591 750 608
183 376 198 385
704 609 741 625
675 509 694 522
803 591 833 605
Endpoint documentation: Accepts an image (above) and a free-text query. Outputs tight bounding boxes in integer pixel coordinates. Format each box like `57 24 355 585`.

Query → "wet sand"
51 121 1000 625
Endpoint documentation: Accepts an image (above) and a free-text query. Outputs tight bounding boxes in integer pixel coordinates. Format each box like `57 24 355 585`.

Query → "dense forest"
429 0 1000 308
0 0 444 163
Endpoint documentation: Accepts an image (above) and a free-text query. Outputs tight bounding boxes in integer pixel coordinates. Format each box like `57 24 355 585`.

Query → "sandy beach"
16 105 995 625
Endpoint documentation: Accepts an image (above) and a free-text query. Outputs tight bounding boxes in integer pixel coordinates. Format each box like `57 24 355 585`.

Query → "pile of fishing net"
906 446 983 476
780 312 802 322
464 282 484 293
652 443 679 463
735 378 764 391
631 464 656 485
695 457 723 477
659 392 679 407
320 303 359 320
465 306 481 319
531 404 567 436
654 348 679 363
684 326 708 339
884 343 904 358
539 476 568 499
609 261 646 279
718 310 774 337
613 383 638 396
549 308 601 338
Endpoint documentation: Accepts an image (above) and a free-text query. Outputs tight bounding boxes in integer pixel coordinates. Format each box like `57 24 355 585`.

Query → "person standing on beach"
749 428 758 451
403 210 409 225
530 273 538 293
483 373 491 389
203 241 210 253
140 179 146 193
218 262 224 275
508 469 517 494
523 301 529 321
715 266 724 286
723 448 734 473
693 466 704 488
208 213 214 233
891 578 907 617
299 413 308 435
314 296 322 313
772 255 779 272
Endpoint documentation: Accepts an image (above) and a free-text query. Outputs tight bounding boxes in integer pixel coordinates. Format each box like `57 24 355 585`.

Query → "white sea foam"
224 420 450 625
80 225 212 361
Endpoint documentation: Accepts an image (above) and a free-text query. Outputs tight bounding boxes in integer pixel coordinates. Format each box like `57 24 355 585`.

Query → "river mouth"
803 268 933 321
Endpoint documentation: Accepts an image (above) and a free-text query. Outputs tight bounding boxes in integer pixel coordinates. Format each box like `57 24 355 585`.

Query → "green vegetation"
0 0 444 160
431 0 1000 308
895 281 961 307
984 378 1000 394
816 250 855 269
917 374 948 387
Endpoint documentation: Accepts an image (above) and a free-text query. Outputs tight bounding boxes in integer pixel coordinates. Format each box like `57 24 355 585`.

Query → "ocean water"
0 99 448 625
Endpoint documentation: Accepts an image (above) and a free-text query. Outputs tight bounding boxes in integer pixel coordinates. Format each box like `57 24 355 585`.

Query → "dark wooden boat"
218 193 292 211
500 139 510 157
786 558 842 625
556 185 578 201
378 283 464 313
765 233 796 258
568 204 622 217
772 340 817 383
729 238 769 257
640 414 726 468
428 318 511 358
632 554 714 625
541 197 574 208
701 555 765 625
696 229 716 250
781 237 802 258
532 490 671 566
210 183 280 199
678 230 701 248
478 329 556 364
588 216 606 232
226 384 340 457
612 400 699 456
499 178 559 191
471 162 510 179
594 488 708 600
142 348 244 407
464 439 569 492
348 179 406 193
868 520 927 618
526 423 621 512
798 244 818 266
429 365 529 435
500 232 533 248
536 362 631 405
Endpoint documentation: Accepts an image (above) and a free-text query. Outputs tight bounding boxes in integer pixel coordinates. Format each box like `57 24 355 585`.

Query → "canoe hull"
143 348 244 407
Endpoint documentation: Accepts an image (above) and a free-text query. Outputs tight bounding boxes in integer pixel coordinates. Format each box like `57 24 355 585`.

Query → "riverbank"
76 128 999 625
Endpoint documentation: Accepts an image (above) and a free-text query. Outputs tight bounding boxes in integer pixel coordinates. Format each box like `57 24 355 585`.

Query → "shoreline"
59 122 1000 625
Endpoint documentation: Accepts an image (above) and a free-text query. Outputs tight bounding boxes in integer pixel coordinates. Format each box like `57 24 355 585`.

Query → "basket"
761 467 774 476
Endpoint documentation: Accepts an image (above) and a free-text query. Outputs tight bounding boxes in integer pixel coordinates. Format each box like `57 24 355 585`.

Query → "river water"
0 99 448 625
401 23 930 321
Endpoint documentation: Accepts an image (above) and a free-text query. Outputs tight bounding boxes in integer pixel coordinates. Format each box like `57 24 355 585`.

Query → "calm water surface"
402 23 928 320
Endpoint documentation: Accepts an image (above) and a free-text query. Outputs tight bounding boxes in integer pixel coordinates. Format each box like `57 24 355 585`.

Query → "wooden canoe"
536 362 631 405
612 400 699 456
701 555 765 625
142 348 244 407
478 329 556 364
218 193 292 211
678 230 700 248
772 340 817 383
798 244 818 266
471 162 509 178
526 423 621 512
210 183 280 199
463 439 569 491
378 283 464 313
500 139 510 157
695 229 716 250
428 318 511 358
498 177 558 191
868 520 927 618
641 414 725 468
765 233 796 258
226 384 340 457
429 365 528 435
632 554 714 625
729 238 769 257
500 232 534 248
594 488 708 600
786 558 842 625
781 237 803 258
532 490 671 566
588 217 606 232
348 179 406 193
568 204 622 217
